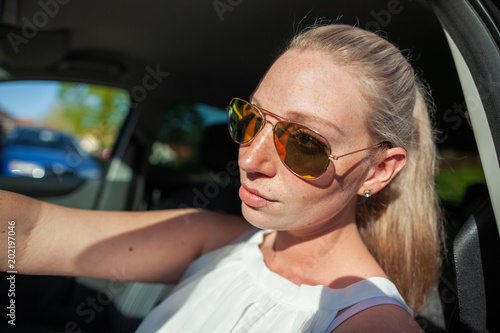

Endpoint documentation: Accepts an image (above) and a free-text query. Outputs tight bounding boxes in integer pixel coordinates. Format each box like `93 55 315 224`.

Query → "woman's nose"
238 125 278 178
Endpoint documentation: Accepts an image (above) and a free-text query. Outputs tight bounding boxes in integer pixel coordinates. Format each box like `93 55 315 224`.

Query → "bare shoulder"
332 304 424 333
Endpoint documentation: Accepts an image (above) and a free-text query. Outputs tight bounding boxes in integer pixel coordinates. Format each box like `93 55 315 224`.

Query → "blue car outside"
0 126 102 180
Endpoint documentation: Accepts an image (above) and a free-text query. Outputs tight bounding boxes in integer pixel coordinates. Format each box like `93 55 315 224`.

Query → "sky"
0 81 61 122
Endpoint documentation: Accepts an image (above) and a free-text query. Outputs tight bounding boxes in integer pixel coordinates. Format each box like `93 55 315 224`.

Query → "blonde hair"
287 24 442 314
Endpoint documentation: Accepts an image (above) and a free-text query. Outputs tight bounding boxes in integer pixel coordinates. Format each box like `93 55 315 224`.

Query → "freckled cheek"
281 180 323 204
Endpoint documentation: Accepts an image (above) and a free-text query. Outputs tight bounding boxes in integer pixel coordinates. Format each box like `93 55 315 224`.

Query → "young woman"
1 24 441 332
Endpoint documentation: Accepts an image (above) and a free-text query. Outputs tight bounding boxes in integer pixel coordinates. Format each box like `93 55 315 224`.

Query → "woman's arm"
0 189 251 284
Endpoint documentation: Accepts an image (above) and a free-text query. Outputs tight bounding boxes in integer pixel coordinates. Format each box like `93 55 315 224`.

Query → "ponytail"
356 86 442 314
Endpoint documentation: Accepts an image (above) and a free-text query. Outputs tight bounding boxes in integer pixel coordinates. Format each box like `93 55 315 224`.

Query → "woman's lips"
239 184 277 208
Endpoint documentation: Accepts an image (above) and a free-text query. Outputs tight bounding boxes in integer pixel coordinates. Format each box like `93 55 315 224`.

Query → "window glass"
436 149 486 205
434 103 487 206
0 81 130 182
148 102 229 181
434 100 488 240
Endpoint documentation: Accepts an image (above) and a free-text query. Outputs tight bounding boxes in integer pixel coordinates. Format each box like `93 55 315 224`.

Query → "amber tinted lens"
228 99 264 143
274 121 331 179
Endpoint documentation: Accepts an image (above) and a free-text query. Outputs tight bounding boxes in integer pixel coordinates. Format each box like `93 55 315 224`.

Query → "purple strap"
326 296 412 332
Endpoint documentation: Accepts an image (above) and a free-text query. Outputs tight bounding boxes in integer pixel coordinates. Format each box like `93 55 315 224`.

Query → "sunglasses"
227 98 392 179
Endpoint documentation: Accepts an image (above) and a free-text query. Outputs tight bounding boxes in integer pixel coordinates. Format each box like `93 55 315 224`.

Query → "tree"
43 82 130 153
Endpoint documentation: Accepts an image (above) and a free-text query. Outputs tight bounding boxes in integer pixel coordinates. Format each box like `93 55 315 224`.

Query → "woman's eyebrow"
250 97 344 136
287 110 343 135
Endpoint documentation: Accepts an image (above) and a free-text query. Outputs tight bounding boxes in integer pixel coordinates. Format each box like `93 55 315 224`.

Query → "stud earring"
364 190 372 198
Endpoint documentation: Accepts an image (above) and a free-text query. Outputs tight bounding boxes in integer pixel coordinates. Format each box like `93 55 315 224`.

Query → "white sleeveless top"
136 229 412 332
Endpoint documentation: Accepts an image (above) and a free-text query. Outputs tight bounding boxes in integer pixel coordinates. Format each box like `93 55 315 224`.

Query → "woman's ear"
357 147 407 196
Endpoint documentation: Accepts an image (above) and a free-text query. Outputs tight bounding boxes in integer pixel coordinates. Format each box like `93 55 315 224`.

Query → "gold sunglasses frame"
227 98 392 179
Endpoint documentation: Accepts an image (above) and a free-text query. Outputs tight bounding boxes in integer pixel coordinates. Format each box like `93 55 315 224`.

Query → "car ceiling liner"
0 0 67 69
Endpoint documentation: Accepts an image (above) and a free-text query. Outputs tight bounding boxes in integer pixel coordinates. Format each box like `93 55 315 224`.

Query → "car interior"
0 0 499 332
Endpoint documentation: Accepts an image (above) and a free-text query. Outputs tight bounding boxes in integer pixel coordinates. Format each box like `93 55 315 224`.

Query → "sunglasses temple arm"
329 141 392 160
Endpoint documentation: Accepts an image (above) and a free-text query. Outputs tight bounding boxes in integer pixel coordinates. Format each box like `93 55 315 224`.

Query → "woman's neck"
260 221 387 289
